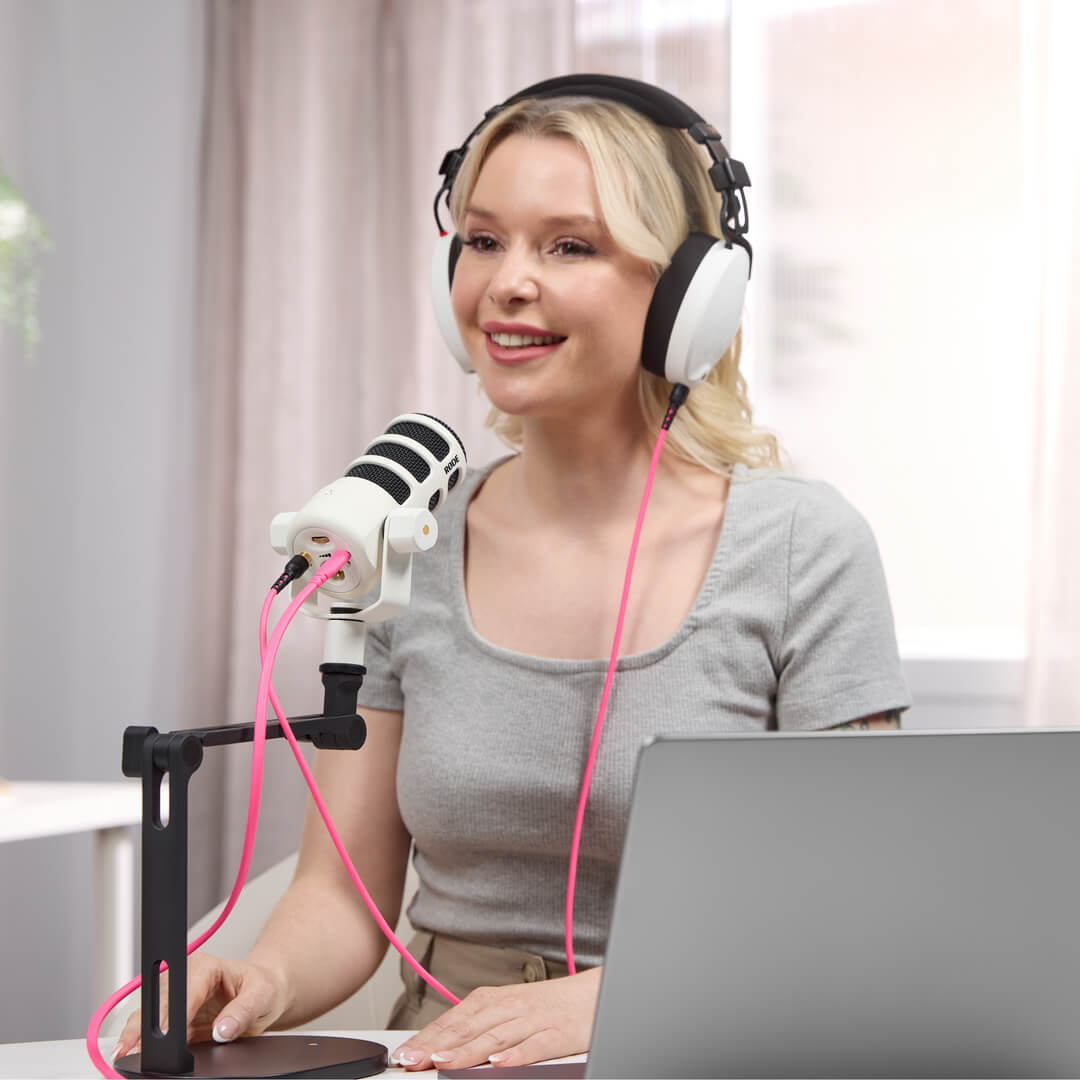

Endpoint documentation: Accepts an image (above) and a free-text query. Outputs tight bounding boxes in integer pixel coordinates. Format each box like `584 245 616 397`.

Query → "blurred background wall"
1 0 1076 1045
0 0 204 1044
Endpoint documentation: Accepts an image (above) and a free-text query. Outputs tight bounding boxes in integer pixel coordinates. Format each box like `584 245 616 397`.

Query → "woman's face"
450 133 655 422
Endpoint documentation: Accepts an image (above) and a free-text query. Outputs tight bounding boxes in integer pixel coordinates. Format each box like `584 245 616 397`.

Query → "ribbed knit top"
358 458 911 968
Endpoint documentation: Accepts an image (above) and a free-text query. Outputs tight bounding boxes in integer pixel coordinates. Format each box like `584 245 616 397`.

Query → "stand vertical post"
136 730 202 1076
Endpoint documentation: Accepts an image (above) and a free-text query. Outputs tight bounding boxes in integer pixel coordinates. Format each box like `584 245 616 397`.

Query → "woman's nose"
487 245 540 306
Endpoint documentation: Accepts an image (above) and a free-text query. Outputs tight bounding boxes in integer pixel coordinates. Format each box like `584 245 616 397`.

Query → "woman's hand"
391 966 602 1071
110 952 289 1062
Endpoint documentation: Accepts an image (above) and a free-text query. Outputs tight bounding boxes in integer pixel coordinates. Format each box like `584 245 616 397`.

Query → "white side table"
0 781 141 1005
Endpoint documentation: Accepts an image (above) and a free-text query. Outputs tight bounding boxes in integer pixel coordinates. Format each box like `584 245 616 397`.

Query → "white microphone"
270 413 466 635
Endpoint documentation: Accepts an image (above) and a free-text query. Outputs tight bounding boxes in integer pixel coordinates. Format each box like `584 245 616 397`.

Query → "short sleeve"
356 618 405 712
775 484 911 730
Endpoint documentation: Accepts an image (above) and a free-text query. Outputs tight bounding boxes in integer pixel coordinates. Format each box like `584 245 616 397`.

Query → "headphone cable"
564 382 689 974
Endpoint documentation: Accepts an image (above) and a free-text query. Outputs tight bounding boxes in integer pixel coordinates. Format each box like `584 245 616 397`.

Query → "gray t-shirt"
358 458 911 968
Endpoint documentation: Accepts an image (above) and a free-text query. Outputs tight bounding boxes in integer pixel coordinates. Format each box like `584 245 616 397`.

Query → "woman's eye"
552 239 595 257
463 234 498 252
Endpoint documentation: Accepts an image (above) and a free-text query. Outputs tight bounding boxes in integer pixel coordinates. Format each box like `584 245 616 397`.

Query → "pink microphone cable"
86 550 351 1079
257 598 461 1008
564 386 688 975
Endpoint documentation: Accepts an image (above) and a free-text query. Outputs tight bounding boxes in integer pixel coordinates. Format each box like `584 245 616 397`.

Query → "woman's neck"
517 421 651 521
505 403 722 534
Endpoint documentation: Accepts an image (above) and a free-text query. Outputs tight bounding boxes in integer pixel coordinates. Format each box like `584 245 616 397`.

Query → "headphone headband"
434 73 750 259
498 74 704 130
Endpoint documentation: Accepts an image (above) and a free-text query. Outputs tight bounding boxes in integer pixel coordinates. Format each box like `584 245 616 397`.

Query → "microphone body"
270 413 466 623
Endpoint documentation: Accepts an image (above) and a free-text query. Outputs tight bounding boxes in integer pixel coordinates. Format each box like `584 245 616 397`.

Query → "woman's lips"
484 333 565 366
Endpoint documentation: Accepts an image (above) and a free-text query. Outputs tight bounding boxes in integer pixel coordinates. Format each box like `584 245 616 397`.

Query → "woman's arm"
249 705 412 1029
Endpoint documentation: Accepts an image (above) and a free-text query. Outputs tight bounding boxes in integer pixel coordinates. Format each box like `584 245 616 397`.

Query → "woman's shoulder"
732 463 862 515
729 464 875 550
443 453 516 522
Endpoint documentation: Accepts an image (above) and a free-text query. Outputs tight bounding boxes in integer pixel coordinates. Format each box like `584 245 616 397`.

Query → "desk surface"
0 1032 430 1079
0 781 141 843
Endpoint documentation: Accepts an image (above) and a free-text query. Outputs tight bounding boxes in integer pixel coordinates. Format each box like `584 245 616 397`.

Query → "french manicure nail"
213 1017 238 1043
110 1043 125 1062
489 1052 507 1063
431 1051 456 1063
396 1049 423 1065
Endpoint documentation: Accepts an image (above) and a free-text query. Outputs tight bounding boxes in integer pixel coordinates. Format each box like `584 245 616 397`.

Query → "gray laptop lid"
586 730 1080 1079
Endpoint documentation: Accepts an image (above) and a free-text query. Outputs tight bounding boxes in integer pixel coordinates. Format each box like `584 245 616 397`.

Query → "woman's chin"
475 371 552 418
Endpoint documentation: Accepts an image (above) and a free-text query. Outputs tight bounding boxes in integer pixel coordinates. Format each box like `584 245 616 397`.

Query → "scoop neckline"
450 457 744 673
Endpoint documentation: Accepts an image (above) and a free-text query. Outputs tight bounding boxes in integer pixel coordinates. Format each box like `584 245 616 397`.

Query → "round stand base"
115 1034 387 1078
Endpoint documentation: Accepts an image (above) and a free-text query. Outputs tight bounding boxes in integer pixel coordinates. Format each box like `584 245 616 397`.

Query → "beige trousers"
386 930 576 1030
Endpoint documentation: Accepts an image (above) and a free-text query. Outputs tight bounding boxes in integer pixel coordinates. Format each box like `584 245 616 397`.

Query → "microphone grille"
416 413 467 464
385 419 450 461
365 440 431 482
344 461 411 504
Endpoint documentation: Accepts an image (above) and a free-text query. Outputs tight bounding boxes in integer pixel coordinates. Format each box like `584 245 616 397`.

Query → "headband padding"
501 74 703 130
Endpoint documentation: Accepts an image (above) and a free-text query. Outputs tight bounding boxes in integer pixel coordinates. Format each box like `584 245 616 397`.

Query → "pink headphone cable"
564 414 675 975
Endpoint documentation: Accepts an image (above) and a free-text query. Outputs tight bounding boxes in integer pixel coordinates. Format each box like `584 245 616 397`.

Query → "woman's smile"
483 320 568 365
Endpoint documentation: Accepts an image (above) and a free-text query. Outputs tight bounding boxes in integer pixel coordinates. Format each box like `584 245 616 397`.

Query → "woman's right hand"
111 951 289 1062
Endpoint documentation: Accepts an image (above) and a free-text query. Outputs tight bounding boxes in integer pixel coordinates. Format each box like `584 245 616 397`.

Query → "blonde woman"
114 77 909 1072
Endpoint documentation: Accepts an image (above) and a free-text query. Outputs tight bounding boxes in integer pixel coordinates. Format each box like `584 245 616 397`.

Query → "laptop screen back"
587 730 1080 1079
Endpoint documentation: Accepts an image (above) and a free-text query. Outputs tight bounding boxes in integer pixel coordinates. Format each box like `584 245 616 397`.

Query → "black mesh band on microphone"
417 413 467 464
366 441 431 482
344 461 411 504
386 420 450 461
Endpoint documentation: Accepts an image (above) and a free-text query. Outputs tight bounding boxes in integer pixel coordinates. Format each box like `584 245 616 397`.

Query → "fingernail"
490 1052 507 1063
213 1017 239 1043
110 1042 125 1062
431 1051 456 1063
395 1049 423 1065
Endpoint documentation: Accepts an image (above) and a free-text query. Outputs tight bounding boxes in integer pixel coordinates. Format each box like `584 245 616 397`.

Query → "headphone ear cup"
641 233 750 387
430 232 473 373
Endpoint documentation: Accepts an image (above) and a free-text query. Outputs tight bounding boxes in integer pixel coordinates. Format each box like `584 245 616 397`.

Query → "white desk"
0 1032 429 1078
0 781 141 1005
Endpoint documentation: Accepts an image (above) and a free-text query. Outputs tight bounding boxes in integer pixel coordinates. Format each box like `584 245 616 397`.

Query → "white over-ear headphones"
430 74 752 389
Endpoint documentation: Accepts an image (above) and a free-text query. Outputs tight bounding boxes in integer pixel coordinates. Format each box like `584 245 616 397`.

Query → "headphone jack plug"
272 552 312 594
662 383 690 430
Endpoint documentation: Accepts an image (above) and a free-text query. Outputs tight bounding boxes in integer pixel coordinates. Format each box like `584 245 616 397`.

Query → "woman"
114 80 910 1072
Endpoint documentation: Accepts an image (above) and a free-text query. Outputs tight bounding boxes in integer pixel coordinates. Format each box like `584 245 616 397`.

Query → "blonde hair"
449 95 784 474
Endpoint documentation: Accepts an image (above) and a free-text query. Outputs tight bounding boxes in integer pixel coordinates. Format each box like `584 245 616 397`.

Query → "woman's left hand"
390 966 602 1071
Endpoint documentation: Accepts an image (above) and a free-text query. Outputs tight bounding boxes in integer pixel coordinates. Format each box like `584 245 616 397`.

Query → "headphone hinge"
707 156 751 194
688 120 720 144
439 149 465 183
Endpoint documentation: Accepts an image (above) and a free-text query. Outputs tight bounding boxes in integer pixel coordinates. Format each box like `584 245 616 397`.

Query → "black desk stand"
113 692 387 1079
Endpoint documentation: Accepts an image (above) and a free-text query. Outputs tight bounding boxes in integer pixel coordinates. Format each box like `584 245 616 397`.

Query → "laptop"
586 729 1080 1078
443 730 1080 1079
